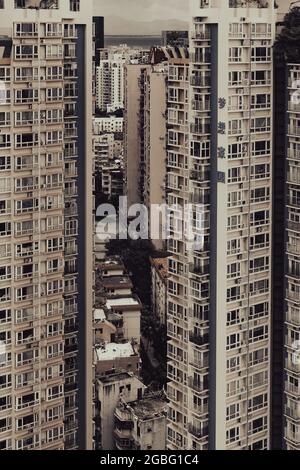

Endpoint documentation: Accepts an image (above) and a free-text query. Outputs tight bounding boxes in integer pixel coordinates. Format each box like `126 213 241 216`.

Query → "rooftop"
95 342 136 361
120 393 167 421
97 371 135 385
106 297 140 309
102 276 133 289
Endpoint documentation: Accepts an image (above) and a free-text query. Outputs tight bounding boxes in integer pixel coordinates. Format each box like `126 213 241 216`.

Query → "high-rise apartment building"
0 0 94 450
167 0 276 450
96 49 126 113
284 64 300 450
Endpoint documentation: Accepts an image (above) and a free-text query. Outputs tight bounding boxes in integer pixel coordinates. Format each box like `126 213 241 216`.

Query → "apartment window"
15 88 39 104
0 88 10 105
15 23 38 37
0 135 11 149
249 256 269 274
47 237 63 253
0 200 9 217
227 214 241 231
0 67 10 82
228 120 242 135
251 117 271 133
249 394 268 413
0 308 11 324
228 167 241 183
0 373 12 390
250 303 269 320
15 110 38 126
227 356 240 373
15 285 37 302
16 413 37 431
227 309 240 326
15 198 34 214
251 70 271 86
14 45 38 60
227 262 240 279
70 0 80 11
226 403 240 421
15 66 38 81
226 333 241 351
250 279 269 296
0 266 11 281
16 435 39 451
45 23 62 37
16 371 37 389
47 342 63 359
0 177 10 193
251 23 272 37
0 287 11 303
46 87 63 102
251 163 270 179
46 44 63 59
228 143 246 160
249 416 268 434
251 94 270 109
229 47 242 62
47 406 63 422
0 156 10 172
0 112 10 127
46 363 63 380
0 222 11 236
250 210 269 227
15 154 37 171
46 108 63 124
46 131 63 145
14 220 33 236
249 325 268 343
47 385 63 401
16 349 39 367
228 70 242 86
249 348 268 367
227 239 241 255
46 66 63 80
0 395 11 412
251 47 271 62
251 187 270 204
226 427 240 444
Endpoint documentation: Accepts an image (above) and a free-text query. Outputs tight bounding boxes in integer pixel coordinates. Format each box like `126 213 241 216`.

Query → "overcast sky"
93 0 188 21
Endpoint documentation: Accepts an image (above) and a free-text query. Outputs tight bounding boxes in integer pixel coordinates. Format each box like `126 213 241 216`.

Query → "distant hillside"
104 15 188 36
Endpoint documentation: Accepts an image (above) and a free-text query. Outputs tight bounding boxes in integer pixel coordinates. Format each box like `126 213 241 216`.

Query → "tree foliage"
275 7 300 63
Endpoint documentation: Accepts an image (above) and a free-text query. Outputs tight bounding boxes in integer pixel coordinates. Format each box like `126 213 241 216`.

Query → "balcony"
189 332 209 349
188 377 208 394
285 358 300 374
286 381 300 397
285 429 300 444
289 126 300 137
285 405 300 421
187 424 208 440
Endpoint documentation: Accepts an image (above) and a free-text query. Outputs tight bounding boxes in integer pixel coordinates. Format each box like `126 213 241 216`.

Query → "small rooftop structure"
94 309 106 322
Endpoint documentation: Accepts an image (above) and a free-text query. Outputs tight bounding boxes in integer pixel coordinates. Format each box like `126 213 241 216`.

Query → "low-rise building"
114 392 167 450
106 297 141 343
94 371 145 450
94 116 124 134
